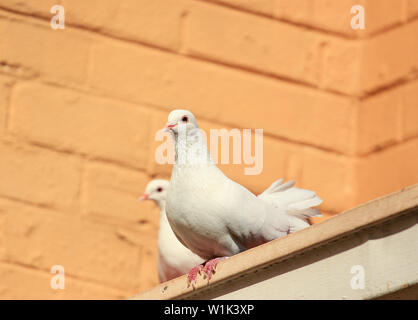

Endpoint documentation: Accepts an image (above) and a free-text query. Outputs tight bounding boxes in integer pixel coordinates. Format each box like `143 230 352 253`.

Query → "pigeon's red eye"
157 187 163 192
182 116 188 122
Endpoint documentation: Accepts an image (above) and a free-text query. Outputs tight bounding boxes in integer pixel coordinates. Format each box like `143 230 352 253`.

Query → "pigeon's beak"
138 194 149 202
163 122 177 132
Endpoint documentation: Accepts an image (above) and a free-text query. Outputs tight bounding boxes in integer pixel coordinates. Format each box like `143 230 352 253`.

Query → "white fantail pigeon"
139 179 205 283
164 109 322 284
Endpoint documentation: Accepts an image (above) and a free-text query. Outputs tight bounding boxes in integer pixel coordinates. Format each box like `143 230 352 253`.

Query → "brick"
137 245 160 291
274 0 405 36
402 80 418 139
316 40 363 95
10 82 152 169
355 79 418 150
0 0 59 18
355 138 418 206
117 227 159 291
275 0 359 35
88 39 357 155
360 20 418 94
0 209 4 255
407 0 418 19
185 2 361 95
146 109 174 177
0 142 81 211
84 161 159 229
0 75 14 136
362 0 408 34
61 0 187 51
0 199 155 291
356 89 402 155
0 14 91 85
0 263 126 299
205 0 275 15
300 147 356 213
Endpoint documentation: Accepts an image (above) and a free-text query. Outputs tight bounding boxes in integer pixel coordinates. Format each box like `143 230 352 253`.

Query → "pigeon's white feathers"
157 211 204 282
258 179 322 222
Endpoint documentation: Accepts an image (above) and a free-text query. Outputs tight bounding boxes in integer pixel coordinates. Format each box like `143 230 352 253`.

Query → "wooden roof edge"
130 184 418 300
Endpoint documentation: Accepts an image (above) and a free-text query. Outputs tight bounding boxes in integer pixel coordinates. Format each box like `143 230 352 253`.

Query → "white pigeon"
141 178 319 284
164 109 323 283
139 179 205 283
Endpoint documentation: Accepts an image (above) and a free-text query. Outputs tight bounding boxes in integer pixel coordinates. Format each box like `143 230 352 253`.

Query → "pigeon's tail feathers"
288 215 311 233
287 195 323 211
261 206 310 240
287 208 322 222
286 191 323 221
259 179 295 197
258 179 323 221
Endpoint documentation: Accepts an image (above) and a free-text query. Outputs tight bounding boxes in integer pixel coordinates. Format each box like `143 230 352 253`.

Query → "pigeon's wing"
218 178 293 249
258 179 322 222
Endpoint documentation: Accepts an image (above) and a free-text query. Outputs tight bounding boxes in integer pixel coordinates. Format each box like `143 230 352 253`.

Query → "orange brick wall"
0 0 417 299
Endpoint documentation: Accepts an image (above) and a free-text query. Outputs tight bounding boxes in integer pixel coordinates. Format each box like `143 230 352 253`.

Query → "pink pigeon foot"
202 257 226 280
187 264 203 286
